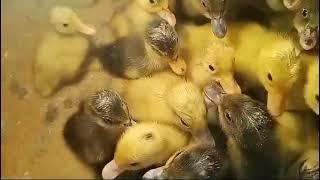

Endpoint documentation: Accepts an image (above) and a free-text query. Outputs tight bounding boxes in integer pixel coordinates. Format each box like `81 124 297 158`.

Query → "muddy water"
1 0 124 178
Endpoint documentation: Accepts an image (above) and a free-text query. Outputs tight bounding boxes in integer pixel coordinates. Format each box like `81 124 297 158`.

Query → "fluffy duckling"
101 122 190 179
226 22 301 117
34 6 96 97
106 0 176 41
285 53 318 114
293 0 319 50
304 55 319 114
110 71 213 142
142 142 230 179
63 90 134 175
92 18 186 79
179 23 241 94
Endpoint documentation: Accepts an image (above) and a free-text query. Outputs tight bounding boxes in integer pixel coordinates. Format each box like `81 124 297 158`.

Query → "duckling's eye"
301 9 308 18
316 94 319 103
208 65 215 71
225 112 231 121
267 73 273 81
129 162 140 166
180 118 190 128
62 23 69 27
149 0 156 4
142 132 154 140
201 0 208 8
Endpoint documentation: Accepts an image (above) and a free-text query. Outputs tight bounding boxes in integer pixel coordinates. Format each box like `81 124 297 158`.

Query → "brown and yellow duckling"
92 18 186 79
34 6 96 97
102 122 190 179
63 89 134 176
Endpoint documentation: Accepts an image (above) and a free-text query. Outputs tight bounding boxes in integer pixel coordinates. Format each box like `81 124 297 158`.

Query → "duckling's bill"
168 56 187 76
283 0 303 10
211 18 227 38
102 159 124 179
158 8 176 27
267 91 287 117
142 166 164 180
73 18 96 35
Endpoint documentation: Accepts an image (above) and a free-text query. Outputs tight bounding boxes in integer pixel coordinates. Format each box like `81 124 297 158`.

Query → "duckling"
304 55 319 114
34 6 96 97
101 122 190 179
110 71 213 142
63 90 134 176
285 53 318 113
178 23 241 94
205 83 318 179
106 0 176 42
92 18 186 79
142 142 231 179
226 22 301 117
293 0 319 50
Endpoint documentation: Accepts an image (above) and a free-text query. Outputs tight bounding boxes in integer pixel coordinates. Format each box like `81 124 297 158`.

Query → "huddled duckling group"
32 0 318 179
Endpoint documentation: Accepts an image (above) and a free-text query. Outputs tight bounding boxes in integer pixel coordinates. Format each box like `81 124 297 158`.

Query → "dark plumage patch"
93 36 146 78
144 19 179 59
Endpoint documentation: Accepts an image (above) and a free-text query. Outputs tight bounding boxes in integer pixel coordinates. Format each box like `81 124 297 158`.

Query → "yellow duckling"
34 6 96 97
111 71 213 142
275 110 319 164
101 122 190 179
107 0 176 41
285 53 318 114
226 22 301 117
179 23 241 94
304 55 319 114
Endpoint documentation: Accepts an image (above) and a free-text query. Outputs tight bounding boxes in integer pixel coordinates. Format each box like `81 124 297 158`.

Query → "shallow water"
1 0 124 178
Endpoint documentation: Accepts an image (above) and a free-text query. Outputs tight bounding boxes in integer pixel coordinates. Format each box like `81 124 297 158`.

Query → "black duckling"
91 18 186 79
63 89 135 177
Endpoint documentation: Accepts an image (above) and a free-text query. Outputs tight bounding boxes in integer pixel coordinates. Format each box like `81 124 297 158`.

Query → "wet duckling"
107 0 176 41
179 23 241 94
110 71 213 142
293 0 319 50
101 122 190 179
92 18 186 79
63 89 134 176
227 22 301 117
34 6 96 97
142 142 230 179
304 55 319 114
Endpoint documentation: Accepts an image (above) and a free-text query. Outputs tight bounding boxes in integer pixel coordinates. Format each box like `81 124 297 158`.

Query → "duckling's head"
217 94 274 150
293 0 319 50
136 0 176 26
304 59 319 115
50 6 96 35
102 123 170 179
84 89 133 126
145 19 179 59
258 37 301 117
189 41 241 94
166 82 214 143
145 19 186 74
200 0 227 38
143 143 225 179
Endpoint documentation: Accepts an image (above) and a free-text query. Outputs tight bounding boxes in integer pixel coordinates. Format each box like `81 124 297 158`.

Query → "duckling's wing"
95 36 146 77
